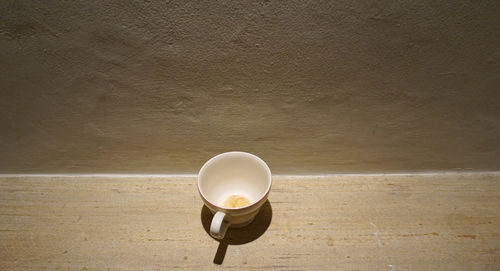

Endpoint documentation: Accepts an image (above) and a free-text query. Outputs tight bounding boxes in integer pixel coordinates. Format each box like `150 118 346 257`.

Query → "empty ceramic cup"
198 151 272 239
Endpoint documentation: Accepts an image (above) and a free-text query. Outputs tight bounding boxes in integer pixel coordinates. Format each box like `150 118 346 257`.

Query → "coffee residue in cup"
222 195 251 208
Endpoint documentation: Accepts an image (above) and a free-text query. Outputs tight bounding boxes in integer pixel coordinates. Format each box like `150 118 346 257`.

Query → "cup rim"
197 151 272 211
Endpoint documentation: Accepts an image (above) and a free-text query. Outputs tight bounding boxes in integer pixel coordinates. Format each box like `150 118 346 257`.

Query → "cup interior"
198 152 271 208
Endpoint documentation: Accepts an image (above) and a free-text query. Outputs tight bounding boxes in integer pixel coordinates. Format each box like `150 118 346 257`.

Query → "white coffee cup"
198 151 272 239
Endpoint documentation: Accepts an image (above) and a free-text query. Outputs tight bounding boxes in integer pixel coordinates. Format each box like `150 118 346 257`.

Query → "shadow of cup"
200 200 273 264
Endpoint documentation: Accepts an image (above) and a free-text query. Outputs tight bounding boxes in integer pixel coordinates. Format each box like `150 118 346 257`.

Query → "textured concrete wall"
1 1 499 174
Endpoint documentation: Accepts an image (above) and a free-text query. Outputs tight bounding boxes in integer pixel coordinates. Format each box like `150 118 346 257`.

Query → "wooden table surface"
1 173 499 270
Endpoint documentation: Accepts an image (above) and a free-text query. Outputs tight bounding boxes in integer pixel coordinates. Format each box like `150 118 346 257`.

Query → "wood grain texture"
1 173 499 270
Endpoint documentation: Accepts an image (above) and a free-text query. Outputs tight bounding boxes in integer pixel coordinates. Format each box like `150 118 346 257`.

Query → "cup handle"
210 211 229 239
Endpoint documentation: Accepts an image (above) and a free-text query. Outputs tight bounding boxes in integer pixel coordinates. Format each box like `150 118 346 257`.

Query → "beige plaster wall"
1 1 499 174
